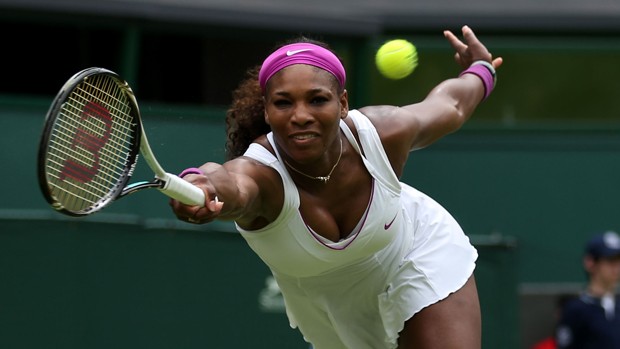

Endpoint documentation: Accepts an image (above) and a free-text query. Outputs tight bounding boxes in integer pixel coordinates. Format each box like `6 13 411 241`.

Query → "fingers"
207 195 225 212
445 25 498 69
492 56 504 69
187 216 200 224
444 29 467 53
183 195 224 224
169 188 224 224
444 27 472 68
444 25 478 52
460 25 478 45
171 170 226 224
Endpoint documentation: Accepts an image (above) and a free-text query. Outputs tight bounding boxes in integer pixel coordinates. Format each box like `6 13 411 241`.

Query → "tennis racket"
37 67 205 217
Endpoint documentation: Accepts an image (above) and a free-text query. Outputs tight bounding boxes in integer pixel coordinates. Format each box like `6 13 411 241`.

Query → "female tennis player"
170 25 502 349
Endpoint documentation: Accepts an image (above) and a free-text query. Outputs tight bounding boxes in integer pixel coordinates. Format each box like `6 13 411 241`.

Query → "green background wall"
0 103 522 348
2 8 620 349
3 98 619 348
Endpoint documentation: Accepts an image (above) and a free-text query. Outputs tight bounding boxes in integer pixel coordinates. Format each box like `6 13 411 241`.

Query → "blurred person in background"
556 231 620 349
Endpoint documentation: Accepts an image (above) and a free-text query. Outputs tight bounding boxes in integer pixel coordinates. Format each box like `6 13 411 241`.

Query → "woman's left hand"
444 25 503 70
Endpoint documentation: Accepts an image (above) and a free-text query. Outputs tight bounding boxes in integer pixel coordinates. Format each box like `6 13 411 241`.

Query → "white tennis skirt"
274 184 478 349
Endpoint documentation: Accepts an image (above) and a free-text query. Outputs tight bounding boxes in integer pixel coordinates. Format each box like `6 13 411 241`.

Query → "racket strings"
46 74 138 212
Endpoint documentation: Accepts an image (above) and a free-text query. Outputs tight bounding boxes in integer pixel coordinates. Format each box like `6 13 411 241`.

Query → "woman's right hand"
169 170 224 224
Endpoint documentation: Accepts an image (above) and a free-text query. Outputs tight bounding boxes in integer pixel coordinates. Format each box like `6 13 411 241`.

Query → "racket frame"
37 67 205 217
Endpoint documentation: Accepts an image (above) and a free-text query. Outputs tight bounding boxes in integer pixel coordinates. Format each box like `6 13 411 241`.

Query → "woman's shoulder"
253 134 273 152
239 135 276 163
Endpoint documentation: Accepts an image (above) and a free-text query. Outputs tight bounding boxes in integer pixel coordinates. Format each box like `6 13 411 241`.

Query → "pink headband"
258 43 346 91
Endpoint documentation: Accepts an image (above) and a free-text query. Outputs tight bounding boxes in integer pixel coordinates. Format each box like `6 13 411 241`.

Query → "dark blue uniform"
556 293 620 349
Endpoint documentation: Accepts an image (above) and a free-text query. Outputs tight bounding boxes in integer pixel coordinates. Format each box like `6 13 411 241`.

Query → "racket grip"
159 173 206 207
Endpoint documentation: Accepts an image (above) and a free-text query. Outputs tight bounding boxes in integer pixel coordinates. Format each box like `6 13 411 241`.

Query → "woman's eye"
311 96 328 105
273 100 291 107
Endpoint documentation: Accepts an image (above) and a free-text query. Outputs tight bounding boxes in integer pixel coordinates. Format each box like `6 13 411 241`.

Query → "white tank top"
236 110 478 348
236 109 403 277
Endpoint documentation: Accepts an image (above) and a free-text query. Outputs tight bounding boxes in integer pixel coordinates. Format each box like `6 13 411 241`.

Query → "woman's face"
263 64 348 165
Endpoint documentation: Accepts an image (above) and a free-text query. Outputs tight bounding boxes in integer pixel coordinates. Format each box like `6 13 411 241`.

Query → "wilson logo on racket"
38 67 205 216
59 101 112 183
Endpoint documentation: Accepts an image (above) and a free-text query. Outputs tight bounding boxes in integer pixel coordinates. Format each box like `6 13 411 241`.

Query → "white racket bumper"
159 173 206 207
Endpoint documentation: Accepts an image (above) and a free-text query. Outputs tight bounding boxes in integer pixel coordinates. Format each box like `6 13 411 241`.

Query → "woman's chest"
298 175 373 243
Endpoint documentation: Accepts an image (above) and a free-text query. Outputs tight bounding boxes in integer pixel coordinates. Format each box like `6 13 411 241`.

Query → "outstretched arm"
169 157 283 228
406 25 502 148
360 26 503 175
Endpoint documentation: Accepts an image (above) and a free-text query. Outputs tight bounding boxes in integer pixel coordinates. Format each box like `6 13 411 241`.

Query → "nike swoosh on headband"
286 48 313 56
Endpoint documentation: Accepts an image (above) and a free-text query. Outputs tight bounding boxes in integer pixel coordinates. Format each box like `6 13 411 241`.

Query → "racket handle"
159 173 206 207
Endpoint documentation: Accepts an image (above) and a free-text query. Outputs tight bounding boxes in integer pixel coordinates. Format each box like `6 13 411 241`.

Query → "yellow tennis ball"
375 39 418 80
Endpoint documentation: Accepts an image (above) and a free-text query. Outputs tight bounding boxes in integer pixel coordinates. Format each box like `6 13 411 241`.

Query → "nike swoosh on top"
286 48 313 56
384 213 398 230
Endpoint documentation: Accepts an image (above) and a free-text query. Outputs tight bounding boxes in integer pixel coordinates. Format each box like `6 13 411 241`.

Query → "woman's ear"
263 97 270 125
340 89 349 119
